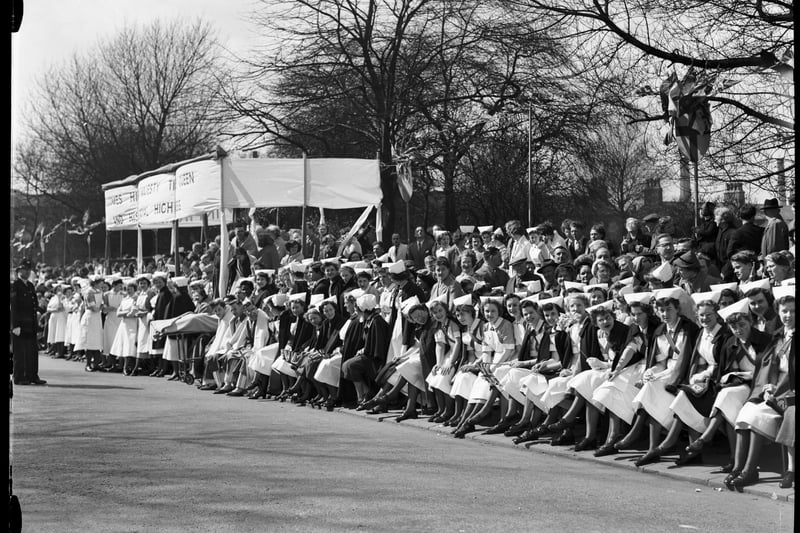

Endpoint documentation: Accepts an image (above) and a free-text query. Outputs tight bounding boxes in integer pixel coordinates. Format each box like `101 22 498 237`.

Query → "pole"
104 227 110 274
527 102 533 228
172 219 180 275
301 152 308 254
406 200 411 242
693 160 700 229
119 230 123 260
63 223 67 266
201 213 209 246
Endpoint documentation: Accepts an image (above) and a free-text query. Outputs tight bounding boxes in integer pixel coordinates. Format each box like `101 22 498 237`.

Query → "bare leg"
584 404 601 440
560 395 586 424
603 413 626 446
732 430 749 472
617 410 647 448
468 390 498 424
657 417 685 451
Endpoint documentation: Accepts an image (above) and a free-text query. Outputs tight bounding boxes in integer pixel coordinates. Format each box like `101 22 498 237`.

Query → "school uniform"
46 294 68 346
520 326 571 412
540 317 587 410
110 295 139 358
341 311 390 384
568 320 629 411
468 317 516 403
394 319 437 392
76 289 103 352
500 318 547 405
425 320 461 395
135 291 153 358
450 320 485 400
102 290 125 355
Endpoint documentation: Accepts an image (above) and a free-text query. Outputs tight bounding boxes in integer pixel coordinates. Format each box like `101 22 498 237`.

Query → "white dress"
631 328 688 430
735 340 789 440
64 296 82 347
46 295 68 344
135 292 152 358
593 330 647 425
450 327 481 400
711 345 757 425
668 326 721 433
76 291 103 351
314 319 350 388
468 319 515 403
541 320 585 410
110 296 139 358
425 323 459 394
103 291 125 355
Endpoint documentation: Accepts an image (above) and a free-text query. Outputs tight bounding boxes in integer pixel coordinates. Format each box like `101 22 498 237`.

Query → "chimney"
678 153 691 202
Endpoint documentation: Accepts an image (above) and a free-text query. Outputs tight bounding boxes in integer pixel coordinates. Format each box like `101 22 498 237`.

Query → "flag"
397 162 413 202
82 208 90 227
660 69 712 162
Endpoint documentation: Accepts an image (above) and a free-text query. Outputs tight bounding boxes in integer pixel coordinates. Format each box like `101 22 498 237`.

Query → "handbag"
678 380 709 397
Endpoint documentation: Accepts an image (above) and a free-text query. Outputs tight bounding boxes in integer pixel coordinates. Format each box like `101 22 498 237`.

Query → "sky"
10 1 787 205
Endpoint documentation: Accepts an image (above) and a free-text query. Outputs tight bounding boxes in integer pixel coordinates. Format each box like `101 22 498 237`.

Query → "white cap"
321 257 340 266
320 295 338 307
623 292 653 305
618 285 634 296
584 283 609 292
718 298 751 321
172 276 189 288
525 227 537 234
288 292 307 303
739 278 770 294
653 287 687 302
691 290 722 305
781 278 795 286
459 225 475 234
618 277 635 286
514 291 528 300
426 294 449 309
152 272 168 280
586 300 615 314
400 295 421 315
356 293 378 311
523 280 542 293
710 282 738 292
477 225 493 234
453 294 473 307
650 261 673 282
537 295 564 309
376 253 391 263
288 262 306 273
345 288 365 300
563 281 586 291
255 269 275 278
479 296 504 305
354 268 373 276
387 261 406 274
493 227 504 237
773 285 794 300
309 294 324 307
521 294 540 304
342 261 369 269
301 258 314 266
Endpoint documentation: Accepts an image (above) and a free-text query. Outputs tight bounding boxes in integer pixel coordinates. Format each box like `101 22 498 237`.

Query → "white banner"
222 158 305 208
137 173 176 225
175 159 221 219
104 185 139 229
307 159 381 208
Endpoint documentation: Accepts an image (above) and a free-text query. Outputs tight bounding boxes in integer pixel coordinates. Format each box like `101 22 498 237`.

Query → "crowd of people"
11 196 796 493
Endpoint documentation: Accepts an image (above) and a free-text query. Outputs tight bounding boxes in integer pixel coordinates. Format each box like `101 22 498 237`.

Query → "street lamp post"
527 102 533 228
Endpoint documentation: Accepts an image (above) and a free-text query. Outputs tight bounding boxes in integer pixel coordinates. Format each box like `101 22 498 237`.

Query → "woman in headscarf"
341 293 390 407
309 300 347 410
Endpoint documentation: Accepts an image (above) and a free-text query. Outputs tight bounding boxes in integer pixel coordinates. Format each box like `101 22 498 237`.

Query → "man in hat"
408 226 435 270
11 259 47 385
674 250 719 294
693 201 718 259
475 246 510 290
760 198 790 256
641 213 660 241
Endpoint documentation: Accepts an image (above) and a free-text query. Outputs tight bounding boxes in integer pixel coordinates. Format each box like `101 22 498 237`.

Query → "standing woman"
148 272 173 377
678 298 773 468
77 276 105 372
133 275 154 376
425 298 462 423
102 277 125 371
727 294 795 489
112 280 140 376
64 279 83 360
46 284 69 359
433 231 461 276
227 247 253 295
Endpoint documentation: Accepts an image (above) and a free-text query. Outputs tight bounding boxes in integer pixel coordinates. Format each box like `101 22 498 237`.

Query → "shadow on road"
43 384 143 390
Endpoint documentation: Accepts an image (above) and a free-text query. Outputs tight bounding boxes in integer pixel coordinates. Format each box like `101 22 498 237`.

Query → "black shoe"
167 374 181 381
723 470 742 491
779 471 794 489
720 462 735 474
453 423 475 439
513 428 541 445
199 383 217 391
634 448 662 467
367 405 388 415
214 385 234 395
550 429 575 446
226 388 246 397
395 411 418 423
730 469 759 489
574 437 597 452
504 423 530 438
484 419 514 435
594 444 618 457
547 418 573 433
30 378 47 385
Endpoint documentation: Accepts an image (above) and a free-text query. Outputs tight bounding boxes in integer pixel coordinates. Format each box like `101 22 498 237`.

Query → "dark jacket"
685 325 731 384
11 278 38 338
408 237 435 269
714 221 737 267
646 317 701 388
748 328 794 403
727 222 764 256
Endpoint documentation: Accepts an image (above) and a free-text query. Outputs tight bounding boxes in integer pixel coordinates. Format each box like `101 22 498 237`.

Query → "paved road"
11 356 794 532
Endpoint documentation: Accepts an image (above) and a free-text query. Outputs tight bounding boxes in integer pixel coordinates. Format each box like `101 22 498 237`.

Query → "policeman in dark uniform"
11 259 47 385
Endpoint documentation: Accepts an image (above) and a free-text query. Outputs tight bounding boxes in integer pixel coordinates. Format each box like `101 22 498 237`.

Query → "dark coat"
727 222 764 256
11 278 38 338
408 237 435 269
748 328 795 403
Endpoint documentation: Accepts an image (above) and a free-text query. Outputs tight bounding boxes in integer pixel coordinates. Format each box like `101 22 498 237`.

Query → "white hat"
477 225 493 234
354 268 373 276
320 295 338 306
521 294 540 304
773 285 794 300
491 286 505 293
718 298 751 321
514 291 528 300
459 225 475 234
288 292 307 303
255 269 275 278
623 292 653 305
618 285 634 296
426 294 449 309
387 261 406 274
376 253 391 263
525 227 537 234
152 271 168 280
618 277 635 286
321 257 340 266
650 261 673 282
493 227 504 237
563 281 586 291
691 290 722 305
584 283 608 292
345 288 365 301
781 278 795 286
653 287 686 302
189 279 206 288
356 293 378 311
453 294 473 307
342 261 369 269
710 282 738 292
586 300 615 314
523 280 542 293
739 278 770 294
479 296 504 305
537 295 564 309
400 295 421 315
301 258 314 266
309 294 324 307
289 262 306 273
172 276 189 288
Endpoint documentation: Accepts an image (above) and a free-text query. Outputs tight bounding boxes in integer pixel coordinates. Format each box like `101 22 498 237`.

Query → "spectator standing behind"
11 259 47 385
620 218 651 255
387 233 409 262
728 205 764 256
254 233 281 270
408 226 435 269
231 223 259 258
713 206 739 272
693 201 718 260
760 198 790 257
566 220 588 259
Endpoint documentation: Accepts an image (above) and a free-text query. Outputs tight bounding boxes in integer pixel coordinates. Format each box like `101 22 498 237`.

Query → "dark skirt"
681 381 718 417
342 354 376 382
